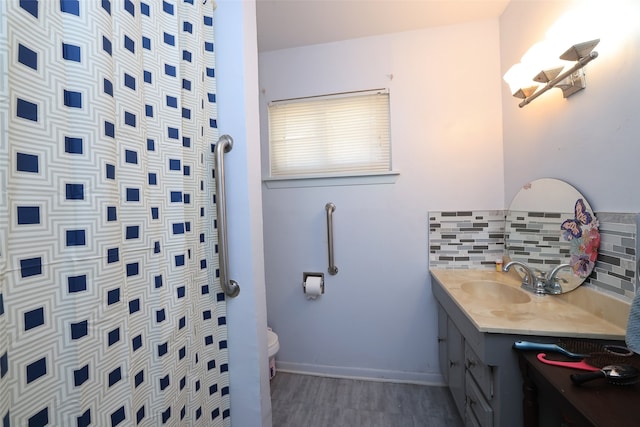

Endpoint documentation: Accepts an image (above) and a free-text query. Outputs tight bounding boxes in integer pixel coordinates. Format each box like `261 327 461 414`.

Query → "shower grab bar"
325 203 338 275
215 135 240 298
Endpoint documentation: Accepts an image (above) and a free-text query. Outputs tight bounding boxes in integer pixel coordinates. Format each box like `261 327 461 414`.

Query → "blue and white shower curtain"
0 1 231 425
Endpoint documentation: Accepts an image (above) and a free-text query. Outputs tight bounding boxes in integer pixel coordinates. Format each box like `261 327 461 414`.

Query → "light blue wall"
258 20 504 383
500 0 640 212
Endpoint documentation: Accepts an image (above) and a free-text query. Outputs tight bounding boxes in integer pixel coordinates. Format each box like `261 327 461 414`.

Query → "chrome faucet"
545 263 572 294
503 260 571 295
503 261 545 294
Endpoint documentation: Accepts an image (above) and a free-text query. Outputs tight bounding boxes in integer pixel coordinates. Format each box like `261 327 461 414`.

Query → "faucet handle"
545 263 572 294
503 261 536 288
531 267 544 277
545 281 564 294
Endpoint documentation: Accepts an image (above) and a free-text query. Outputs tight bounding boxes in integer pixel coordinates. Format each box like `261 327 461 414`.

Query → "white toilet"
267 328 280 380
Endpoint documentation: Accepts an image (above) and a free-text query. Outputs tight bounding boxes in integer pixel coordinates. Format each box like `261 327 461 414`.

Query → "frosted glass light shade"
522 41 572 75
503 63 539 96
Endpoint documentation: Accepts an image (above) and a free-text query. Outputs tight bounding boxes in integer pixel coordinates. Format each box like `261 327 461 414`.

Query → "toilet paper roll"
304 276 323 299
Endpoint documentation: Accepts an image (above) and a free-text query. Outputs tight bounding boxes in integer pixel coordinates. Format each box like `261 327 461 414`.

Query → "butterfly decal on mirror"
558 197 599 278
561 199 592 240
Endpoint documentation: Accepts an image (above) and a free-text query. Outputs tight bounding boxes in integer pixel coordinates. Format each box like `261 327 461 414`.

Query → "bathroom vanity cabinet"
430 269 628 427
436 300 524 427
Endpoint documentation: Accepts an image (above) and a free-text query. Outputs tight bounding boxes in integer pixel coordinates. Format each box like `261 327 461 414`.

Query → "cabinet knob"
467 359 477 368
437 337 446 343
449 360 457 367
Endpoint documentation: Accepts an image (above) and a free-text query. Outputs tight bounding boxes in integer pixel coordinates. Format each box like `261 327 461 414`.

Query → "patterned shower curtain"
0 1 231 425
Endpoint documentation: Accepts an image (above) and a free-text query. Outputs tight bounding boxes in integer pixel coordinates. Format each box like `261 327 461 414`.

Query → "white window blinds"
268 90 391 178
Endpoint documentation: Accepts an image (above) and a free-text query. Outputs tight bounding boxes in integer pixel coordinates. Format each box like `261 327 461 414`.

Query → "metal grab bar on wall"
325 203 338 275
215 135 240 298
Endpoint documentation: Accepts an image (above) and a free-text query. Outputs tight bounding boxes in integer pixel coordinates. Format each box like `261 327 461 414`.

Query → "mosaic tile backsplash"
429 210 638 303
429 211 505 269
586 213 639 300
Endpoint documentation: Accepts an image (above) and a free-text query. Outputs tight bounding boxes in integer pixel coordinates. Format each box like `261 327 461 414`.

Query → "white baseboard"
275 361 445 386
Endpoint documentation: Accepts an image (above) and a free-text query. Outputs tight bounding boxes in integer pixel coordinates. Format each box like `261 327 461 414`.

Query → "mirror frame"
504 178 600 293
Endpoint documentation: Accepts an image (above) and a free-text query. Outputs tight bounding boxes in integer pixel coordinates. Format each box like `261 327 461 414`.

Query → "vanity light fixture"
505 39 600 108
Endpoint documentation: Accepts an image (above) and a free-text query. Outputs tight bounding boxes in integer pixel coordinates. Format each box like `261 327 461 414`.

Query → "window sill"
262 171 400 189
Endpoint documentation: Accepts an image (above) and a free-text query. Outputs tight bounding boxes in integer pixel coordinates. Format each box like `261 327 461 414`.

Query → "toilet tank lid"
267 329 279 355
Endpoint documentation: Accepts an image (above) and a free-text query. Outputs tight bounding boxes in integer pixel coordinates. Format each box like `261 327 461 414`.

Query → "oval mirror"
504 178 600 293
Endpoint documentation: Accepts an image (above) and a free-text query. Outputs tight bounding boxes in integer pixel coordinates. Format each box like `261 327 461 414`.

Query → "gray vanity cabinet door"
447 316 466 416
437 304 449 384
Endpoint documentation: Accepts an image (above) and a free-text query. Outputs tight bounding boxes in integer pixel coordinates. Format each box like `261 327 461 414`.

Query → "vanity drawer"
465 371 493 427
465 341 494 399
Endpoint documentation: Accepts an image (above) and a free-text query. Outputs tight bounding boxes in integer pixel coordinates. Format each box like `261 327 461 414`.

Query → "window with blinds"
267 90 391 178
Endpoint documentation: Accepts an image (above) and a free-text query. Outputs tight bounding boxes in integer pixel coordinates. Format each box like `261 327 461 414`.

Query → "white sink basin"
460 280 531 304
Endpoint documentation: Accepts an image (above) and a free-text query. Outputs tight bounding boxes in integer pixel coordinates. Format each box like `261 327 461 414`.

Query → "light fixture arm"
518 50 598 108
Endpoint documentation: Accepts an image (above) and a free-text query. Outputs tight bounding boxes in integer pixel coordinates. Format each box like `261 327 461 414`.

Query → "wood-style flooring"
270 372 464 427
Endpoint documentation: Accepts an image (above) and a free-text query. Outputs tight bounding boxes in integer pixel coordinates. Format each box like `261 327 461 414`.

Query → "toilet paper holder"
302 272 324 295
